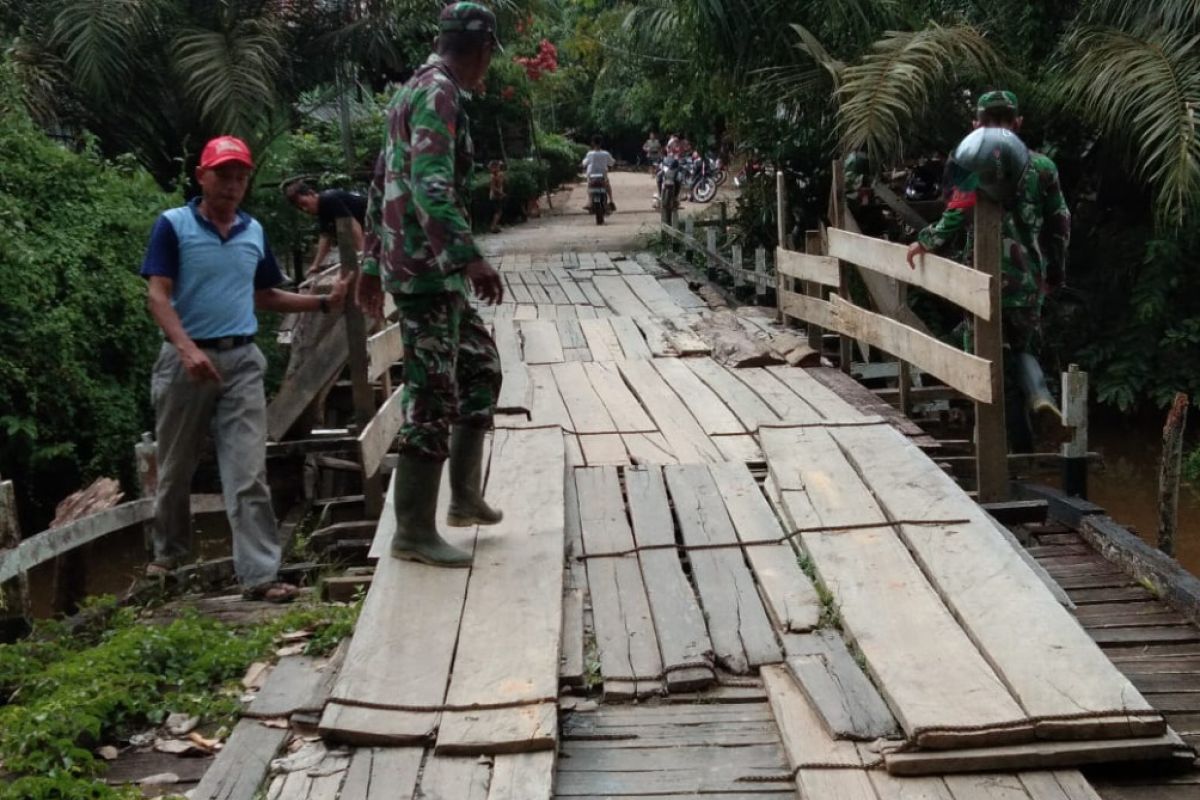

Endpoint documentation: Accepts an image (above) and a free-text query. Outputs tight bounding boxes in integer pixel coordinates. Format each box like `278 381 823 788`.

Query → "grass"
0 594 360 799
797 551 842 630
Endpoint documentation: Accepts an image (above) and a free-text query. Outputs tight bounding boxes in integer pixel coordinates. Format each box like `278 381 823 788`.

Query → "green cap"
976 90 1019 116
439 2 502 50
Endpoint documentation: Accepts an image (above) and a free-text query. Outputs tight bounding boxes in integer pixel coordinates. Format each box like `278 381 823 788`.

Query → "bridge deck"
191 250 1193 800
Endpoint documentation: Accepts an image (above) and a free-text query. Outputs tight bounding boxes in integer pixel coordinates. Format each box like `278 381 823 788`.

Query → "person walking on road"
642 131 662 172
906 91 1071 451
141 135 349 602
582 135 617 212
284 181 368 277
356 2 506 568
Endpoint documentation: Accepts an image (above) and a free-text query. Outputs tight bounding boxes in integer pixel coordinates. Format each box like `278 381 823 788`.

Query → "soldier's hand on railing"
906 242 927 270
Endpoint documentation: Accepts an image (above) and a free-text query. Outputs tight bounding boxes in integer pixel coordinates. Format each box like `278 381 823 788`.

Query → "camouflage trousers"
394 292 502 460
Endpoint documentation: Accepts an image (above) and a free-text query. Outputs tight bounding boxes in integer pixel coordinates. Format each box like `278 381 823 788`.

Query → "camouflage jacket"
362 55 479 295
917 152 1070 309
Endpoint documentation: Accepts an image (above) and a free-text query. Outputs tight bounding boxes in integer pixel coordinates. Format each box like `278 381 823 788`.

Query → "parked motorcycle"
587 174 608 225
706 153 728 187
656 156 683 217
683 155 717 204
734 157 768 189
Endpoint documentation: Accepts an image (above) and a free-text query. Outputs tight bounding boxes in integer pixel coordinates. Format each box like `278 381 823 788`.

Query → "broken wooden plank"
684 358 781 430
665 464 783 672
519 319 565 365
582 361 654 432
267 324 348 441
782 630 900 740
358 385 403 479
607 316 653 359
493 318 531 413
578 317 622 362
576 467 663 699
625 466 716 692
366 322 403 381
708 461 819 633
437 428 565 754
623 274 686 317
552 361 617 434
651 357 746 435
619 360 723 463
245 656 326 719
190 719 290 800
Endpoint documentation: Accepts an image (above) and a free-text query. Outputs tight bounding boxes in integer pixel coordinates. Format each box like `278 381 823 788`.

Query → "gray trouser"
150 342 280 588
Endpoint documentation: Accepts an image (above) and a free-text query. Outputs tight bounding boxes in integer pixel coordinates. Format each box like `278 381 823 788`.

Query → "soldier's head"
284 181 319 215
437 2 502 88
973 90 1023 133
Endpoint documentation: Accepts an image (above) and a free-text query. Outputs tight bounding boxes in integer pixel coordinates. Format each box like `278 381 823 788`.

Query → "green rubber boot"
1015 353 1070 447
390 455 472 567
447 426 504 527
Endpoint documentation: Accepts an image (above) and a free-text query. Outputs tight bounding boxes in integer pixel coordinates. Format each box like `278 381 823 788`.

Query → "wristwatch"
319 297 330 314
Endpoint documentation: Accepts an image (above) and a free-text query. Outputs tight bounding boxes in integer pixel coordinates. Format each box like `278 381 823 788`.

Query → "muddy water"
1065 406 1200 577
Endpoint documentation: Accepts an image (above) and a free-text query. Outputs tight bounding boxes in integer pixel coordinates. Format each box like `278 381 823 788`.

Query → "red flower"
502 86 516 100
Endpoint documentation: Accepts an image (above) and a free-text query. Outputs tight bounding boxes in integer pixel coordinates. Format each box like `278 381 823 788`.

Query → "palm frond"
50 0 163 97
836 24 1003 165
1061 25 1200 226
753 24 844 107
1084 0 1200 33
172 17 284 137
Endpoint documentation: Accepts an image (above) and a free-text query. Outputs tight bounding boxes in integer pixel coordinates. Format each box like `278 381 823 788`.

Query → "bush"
536 130 588 189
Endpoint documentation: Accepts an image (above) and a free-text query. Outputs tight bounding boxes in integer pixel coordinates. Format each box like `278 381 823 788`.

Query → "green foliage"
536 130 588 188
0 62 174 527
0 596 359 795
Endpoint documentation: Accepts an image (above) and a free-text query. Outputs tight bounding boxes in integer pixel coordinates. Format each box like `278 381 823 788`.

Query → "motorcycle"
734 157 767 189
706 154 728 187
587 173 609 225
656 156 683 217
683 155 717 204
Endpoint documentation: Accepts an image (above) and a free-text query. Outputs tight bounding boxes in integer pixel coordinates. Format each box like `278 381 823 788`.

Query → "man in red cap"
140 135 349 602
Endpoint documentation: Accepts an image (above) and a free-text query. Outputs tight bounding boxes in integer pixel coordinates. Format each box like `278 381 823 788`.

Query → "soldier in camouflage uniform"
906 91 1071 451
357 1 505 567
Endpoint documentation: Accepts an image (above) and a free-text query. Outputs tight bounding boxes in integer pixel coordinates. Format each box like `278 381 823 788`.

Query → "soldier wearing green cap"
357 1 506 568
906 90 1072 451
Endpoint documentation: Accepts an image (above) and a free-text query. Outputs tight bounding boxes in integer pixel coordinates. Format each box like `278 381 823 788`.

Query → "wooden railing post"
897 285 911 416
705 227 719 281
135 431 157 554
804 230 826 354
830 160 853 374
973 196 1008 503
0 476 31 619
754 248 769 305
1158 392 1189 556
776 169 787 250
731 244 744 293
337 218 384 517
1061 365 1089 499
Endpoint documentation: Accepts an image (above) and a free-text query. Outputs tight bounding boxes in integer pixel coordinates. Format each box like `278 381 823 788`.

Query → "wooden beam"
367 323 403 382
0 499 153 586
267 323 348 441
827 228 992 319
972 197 1008 502
776 249 839 287
358 385 404 479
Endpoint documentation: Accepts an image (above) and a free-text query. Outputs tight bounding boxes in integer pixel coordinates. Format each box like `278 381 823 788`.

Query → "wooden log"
190 719 290 800
267 323 349 441
0 479 30 617
1158 392 1189 555
827 228 991 319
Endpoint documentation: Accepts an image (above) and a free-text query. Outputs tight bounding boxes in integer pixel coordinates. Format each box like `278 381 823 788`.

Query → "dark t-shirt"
317 190 368 237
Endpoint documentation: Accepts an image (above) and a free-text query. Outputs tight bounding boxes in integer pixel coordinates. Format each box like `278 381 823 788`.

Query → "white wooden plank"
366 323 403 381
607 316 653 359
765 365 866 422
827 227 992 319
493 318 531 412
762 425 1032 749
358 385 404 478
712 433 763 463
623 432 678 466
419 755 491 800
519 319 565 365
582 361 655 432
776 248 839 286
552 361 617 434
488 751 555 800
619 360 722 464
523 364 571 430
733 368 823 424
831 424 1160 739
623 274 686 317
578 318 622 361
651 358 746 435
684 359 780 430
593 275 653 316
0 499 153 584
437 428 565 753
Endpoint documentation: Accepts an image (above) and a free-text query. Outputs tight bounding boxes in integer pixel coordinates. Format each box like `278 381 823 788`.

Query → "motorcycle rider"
581 135 616 212
642 131 663 173
906 90 1071 452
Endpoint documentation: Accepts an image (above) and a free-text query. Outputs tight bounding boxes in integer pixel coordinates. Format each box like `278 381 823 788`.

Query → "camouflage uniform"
363 36 501 461
917 148 1070 352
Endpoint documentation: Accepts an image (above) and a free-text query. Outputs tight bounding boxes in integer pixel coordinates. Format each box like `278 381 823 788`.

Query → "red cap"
199 136 254 169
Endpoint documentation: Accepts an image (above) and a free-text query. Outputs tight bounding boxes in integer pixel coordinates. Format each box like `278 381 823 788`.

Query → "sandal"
242 581 300 604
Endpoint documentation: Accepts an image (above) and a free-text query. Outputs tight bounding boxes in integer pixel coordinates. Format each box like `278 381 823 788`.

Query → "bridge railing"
776 161 1009 502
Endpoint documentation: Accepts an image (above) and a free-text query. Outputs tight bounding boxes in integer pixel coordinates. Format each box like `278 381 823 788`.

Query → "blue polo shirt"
140 199 285 340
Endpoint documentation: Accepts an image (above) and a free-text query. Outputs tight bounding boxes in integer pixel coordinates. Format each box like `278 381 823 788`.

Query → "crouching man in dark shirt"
285 181 369 276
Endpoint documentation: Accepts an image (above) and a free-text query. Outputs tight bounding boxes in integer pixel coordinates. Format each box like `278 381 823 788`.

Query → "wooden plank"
712 433 763 463
366 323 403 381
762 425 1031 748
1018 771 1103 800
661 315 712 356
340 747 423 799
732 368 823 424
576 467 664 699
493 318 530 412
524 365 571 430
322 489 475 743
488 751 555 800
419 755 492 800
651 358 746 435
709 461 820 633
883 730 1186 776
623 433 678 466
582 361 654 432
619 360 723 463
973 196 1008 502
0 499 152 584
436 703 557 756
267 324 348 441
580 433 629 466
665 465 783 672
561 586 585 686
625 466 717 692
832 424 1161 740
943 774 1034 800
437 428 565 754
827 227 992 318
765 365 866 423
782 630 900 740
762 664 863 767
623 274 686 317
552 269 589 305
869 770 955 800
245 656 326 718
594 275 653 317
190 719 290 800
358 385 404 478
552 361 617 434
776 248 839 287
578 318 622 362
632 316 675 356
684 359 781 430
659 276 707 309
519 319 564 365
556 317 588 350
579 279 606 309
607 316 653 359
